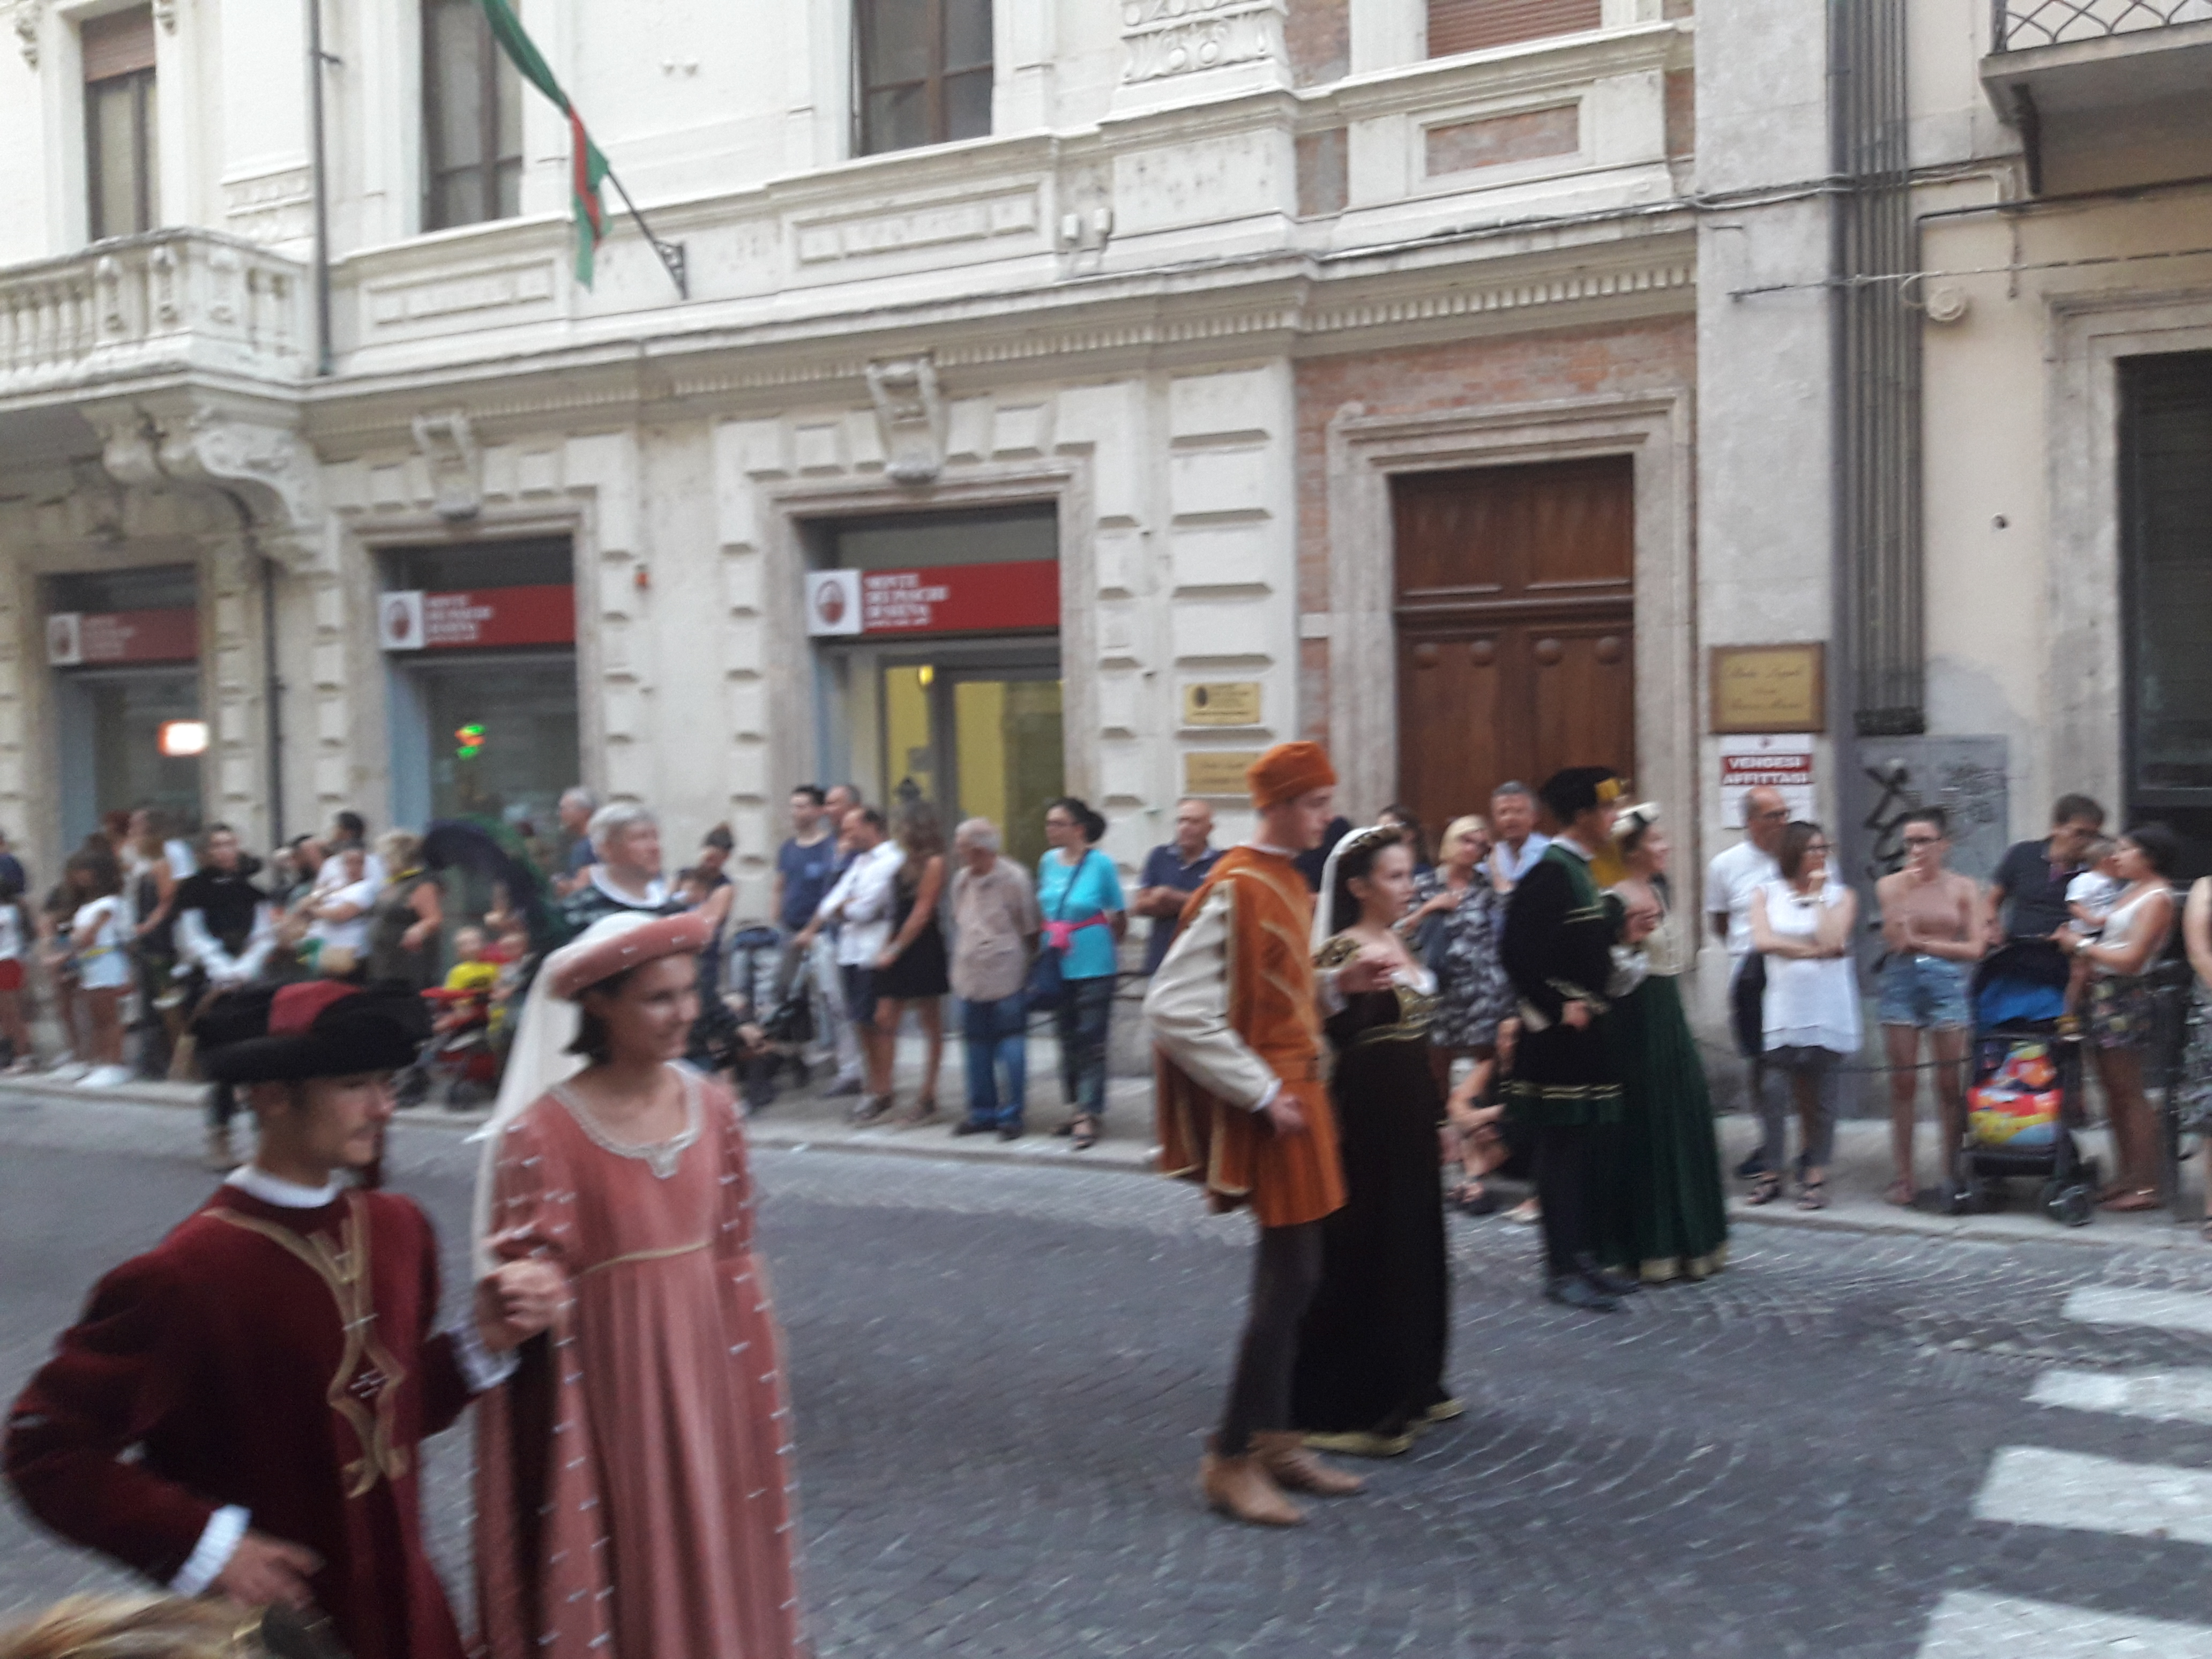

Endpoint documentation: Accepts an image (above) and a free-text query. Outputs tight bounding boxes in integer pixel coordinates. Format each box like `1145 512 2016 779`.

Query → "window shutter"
1427 0 1602 56
82 6 156 81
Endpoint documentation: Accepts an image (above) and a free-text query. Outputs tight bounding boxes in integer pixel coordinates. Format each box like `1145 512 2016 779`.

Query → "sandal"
1071 1114 1100 1150
894 1099 941 1129
1796 1176 1829 1212
1746 1172 1785 1207
2101 1187 2159 1213
1448 1182 1500 1217
1884 1178 1916 1209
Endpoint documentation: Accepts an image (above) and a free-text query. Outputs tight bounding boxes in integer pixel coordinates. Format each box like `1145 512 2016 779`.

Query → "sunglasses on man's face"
1902 834 1941 848
1751 808 1789 822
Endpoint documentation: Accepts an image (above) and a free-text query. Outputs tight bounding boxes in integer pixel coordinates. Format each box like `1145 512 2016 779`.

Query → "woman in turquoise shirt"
1037 797 1126 1149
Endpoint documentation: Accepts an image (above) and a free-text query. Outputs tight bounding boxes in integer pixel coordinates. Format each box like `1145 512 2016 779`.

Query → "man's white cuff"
450 1316 520 1394
1250 1078 1280 1115
170 1504 249 1596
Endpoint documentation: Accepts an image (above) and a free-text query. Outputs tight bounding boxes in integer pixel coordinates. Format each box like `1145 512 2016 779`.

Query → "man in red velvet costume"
1147 741 1394 1526
5 981 561 1659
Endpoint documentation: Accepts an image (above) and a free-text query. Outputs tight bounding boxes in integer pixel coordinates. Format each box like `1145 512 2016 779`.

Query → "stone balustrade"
0 228 307 402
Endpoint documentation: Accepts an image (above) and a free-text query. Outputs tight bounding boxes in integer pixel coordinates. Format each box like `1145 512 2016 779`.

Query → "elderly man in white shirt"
795 805 905 1123
1707 785 1790 1179
1484 781 1552 894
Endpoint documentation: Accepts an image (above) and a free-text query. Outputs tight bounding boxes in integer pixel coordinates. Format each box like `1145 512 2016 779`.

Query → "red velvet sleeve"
2 1252 216 1582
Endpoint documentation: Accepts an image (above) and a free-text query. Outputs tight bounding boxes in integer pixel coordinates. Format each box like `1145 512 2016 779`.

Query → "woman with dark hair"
875 799 952 1123
1747 821 1859 1209
473 912 805 1659
1376 804 1433 877
2058 821 2177 1212
1292 825 1455 1458
1598 805 1728 1282
1037 796 1124 1149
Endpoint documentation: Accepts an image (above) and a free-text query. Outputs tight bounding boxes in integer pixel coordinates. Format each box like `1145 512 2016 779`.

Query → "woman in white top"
2056 822 2178 1213
303 845 378 975
67 847 137 1088
1747 822 1859 1210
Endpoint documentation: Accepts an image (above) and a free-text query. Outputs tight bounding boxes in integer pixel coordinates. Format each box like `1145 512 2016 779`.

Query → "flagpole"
600 165 687 301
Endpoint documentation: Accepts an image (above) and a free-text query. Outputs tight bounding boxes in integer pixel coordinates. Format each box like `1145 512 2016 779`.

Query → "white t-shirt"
310 878 378 955
2065 870 2120 929
1707 838 1782 960
72 895 133 990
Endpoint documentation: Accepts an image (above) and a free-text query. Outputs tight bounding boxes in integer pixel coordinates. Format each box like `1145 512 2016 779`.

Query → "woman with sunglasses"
1747 823 1859 1209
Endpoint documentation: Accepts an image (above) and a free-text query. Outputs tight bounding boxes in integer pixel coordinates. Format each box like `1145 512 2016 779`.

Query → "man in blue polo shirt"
1133 798 1221 974
775 784 858 1093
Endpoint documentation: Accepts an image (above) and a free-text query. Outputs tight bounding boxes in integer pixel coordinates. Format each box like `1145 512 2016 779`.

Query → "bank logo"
805 569 862 637
45 612 81 667
378 591 426 652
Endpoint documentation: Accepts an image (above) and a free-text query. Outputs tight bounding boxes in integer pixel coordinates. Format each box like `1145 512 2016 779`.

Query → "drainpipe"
213 489 287 847
307 0 333 378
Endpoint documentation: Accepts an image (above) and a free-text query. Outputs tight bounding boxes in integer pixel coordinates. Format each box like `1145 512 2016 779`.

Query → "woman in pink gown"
472 911 805 1659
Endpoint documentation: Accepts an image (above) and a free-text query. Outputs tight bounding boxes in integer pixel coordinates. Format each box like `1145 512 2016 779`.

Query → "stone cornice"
304 219 1695 451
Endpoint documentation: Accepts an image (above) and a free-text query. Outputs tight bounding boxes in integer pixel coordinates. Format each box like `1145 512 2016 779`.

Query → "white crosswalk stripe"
2062 1286 2212 1336
1917 1589 2212 1658
2032 1367 2212 1426
1912 1284 2212 1657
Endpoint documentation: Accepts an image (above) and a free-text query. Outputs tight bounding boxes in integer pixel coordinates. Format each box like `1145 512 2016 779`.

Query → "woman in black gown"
1294 825 1458 1459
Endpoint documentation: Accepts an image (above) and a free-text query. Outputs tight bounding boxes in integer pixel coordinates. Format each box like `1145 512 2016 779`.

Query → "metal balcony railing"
1994 0 2212 51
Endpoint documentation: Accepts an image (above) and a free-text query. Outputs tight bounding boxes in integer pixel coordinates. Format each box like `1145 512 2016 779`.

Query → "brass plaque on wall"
1183 751 1262 797
1182 682 1262 727
1710 644 1827 734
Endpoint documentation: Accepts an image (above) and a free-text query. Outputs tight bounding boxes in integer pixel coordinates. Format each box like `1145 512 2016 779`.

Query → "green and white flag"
476 0 610 286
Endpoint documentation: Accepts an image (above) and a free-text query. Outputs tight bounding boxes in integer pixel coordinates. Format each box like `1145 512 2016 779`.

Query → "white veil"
468 910 661 1267
1310 824 1394 953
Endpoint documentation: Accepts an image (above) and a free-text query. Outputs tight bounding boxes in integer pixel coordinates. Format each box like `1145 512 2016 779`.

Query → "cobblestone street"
6 1092 2212 1657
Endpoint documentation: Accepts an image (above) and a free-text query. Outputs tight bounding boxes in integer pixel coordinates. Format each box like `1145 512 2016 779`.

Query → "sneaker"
77 1064 137 1089
825 1074 864 1098
48 1060 89 1082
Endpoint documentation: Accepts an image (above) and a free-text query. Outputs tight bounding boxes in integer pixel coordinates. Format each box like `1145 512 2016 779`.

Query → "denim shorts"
1877 953 1970 1029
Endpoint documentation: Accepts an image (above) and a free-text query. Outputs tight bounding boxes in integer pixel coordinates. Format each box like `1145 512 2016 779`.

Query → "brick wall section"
1291 317 1699 741
1286 0 1349 86
1425 105 1580 177
1663 0 1693 17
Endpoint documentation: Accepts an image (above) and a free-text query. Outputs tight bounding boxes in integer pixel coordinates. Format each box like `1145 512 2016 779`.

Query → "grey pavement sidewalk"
6 1033 2204 1249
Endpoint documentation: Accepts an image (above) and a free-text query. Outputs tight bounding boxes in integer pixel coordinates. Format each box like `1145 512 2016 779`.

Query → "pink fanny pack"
1042 915 1108 954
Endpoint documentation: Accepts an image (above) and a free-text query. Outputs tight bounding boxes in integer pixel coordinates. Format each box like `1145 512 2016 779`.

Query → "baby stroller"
1948 939 2098 1226
416 983 502 1109
699 924 814 1109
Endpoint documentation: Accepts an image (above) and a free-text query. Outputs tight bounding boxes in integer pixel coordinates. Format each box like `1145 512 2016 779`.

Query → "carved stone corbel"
11 0 43 68
866 357 947 487
411 409 481 520
86 393 325 569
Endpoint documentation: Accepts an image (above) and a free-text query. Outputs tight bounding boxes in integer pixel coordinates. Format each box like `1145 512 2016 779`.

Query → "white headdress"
1310 824 1401 953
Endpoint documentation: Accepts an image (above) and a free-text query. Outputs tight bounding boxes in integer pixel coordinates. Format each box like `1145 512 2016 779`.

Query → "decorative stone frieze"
1120 0 1286 84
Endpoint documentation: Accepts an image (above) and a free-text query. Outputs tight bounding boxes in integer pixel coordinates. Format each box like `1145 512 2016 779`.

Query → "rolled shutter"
82 6 155 81
1428 0 1603 56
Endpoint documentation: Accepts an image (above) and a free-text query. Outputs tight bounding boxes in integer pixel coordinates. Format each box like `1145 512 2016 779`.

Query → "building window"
1427 0 1602 57
423 0 523 231
855 0 992 158
84 8 158 240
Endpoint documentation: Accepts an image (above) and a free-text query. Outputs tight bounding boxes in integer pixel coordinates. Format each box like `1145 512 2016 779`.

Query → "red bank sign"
805 561 1059 637
47 608 198 667
378 585 576 652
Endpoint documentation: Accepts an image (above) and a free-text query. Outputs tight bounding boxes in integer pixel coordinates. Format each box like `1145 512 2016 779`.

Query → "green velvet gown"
1598 888 1730 1283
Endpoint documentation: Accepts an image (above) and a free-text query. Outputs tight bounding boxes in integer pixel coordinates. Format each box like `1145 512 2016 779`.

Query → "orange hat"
1246 742 1337 810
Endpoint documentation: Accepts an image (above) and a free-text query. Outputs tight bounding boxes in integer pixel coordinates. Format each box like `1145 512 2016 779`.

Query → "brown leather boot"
1199 1444 1305 1526
1252 1430 1365 1496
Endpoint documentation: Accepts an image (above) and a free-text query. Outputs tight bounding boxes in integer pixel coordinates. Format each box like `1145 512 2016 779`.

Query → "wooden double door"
1393 456 1635 838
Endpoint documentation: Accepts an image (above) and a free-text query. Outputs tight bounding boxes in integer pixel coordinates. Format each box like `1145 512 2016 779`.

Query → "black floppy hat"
197 980 429 1084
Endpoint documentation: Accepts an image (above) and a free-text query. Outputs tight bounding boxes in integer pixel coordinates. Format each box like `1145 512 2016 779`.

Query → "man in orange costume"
1147 742 1394 1526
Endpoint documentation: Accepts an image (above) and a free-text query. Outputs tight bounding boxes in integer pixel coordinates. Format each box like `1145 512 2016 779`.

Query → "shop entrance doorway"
56 667 203 850
389 651 581 848
879 651 1064 872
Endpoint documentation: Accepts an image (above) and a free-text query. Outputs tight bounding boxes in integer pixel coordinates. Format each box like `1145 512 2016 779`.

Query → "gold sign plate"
1183 681 1262 727
1184 751 1261 797
1711 644 1826 734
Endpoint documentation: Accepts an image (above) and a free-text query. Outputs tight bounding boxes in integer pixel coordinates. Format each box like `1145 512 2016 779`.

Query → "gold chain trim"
575 1238 712 1279
208 1193 412 1499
